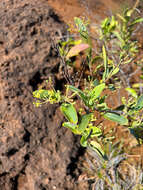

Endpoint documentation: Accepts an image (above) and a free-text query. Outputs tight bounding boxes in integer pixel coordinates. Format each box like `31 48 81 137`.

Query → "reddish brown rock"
0 0 85 189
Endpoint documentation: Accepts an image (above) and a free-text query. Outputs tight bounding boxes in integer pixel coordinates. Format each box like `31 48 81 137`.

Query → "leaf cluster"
33 2 143 174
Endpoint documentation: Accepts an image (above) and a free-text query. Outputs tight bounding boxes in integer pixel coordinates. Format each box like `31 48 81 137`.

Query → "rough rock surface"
0 0 86 189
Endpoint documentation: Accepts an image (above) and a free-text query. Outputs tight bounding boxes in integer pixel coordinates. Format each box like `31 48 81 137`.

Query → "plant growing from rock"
33 1 143 189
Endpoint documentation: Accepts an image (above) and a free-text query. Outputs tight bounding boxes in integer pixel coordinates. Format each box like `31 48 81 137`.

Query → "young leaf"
110 67 119 77
74 17 89 42
86 126 102 138
80 135 88 147
69 39 82 46
74 17 88 32
134 95 143 111
91 127 102 137
89 83 105 105
108 16 117 31
60 103 78 124
130 17 143 26
68 85 84 95
102 46 108 80
63 122 80 134
63 122 77 130
104 112 128 125
101 18 109 28
125 87 137 98
66 43 89 59
126 9 134 17
78 113 92 133
89 140 105 157
132 83 143 88
68 85 87 105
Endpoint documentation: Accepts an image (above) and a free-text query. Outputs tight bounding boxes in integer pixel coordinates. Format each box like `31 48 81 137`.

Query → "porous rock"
0 0 82 189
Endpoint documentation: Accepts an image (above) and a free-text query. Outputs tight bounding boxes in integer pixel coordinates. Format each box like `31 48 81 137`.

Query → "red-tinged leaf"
66 43 89 59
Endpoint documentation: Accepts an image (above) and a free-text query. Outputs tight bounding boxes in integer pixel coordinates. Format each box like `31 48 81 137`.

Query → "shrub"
33 1 143 189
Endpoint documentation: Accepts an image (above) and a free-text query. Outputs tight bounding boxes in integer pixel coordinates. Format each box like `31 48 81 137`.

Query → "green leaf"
78 113 92 133
132 83 143 88
86 126 102 137
110 67 119 76
69 39 82 46
92 127 102 137
68 85 87 104
101 18 109 29
123 58 133 64
80 135 88 147
130 18 143 25
74 17 88 32
125 87 137 98
68 85 83 95
89 140 105 157
134 95 143 111
63 122 77 130
60 103 78 124
96 102 108 111
126 9 133 17
89 83 105 105
108 16 117 31
66 43 89 59
62 122 80 134
90 83 106 98
104 112 128 125
102 46 107 80
74 17 89 42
